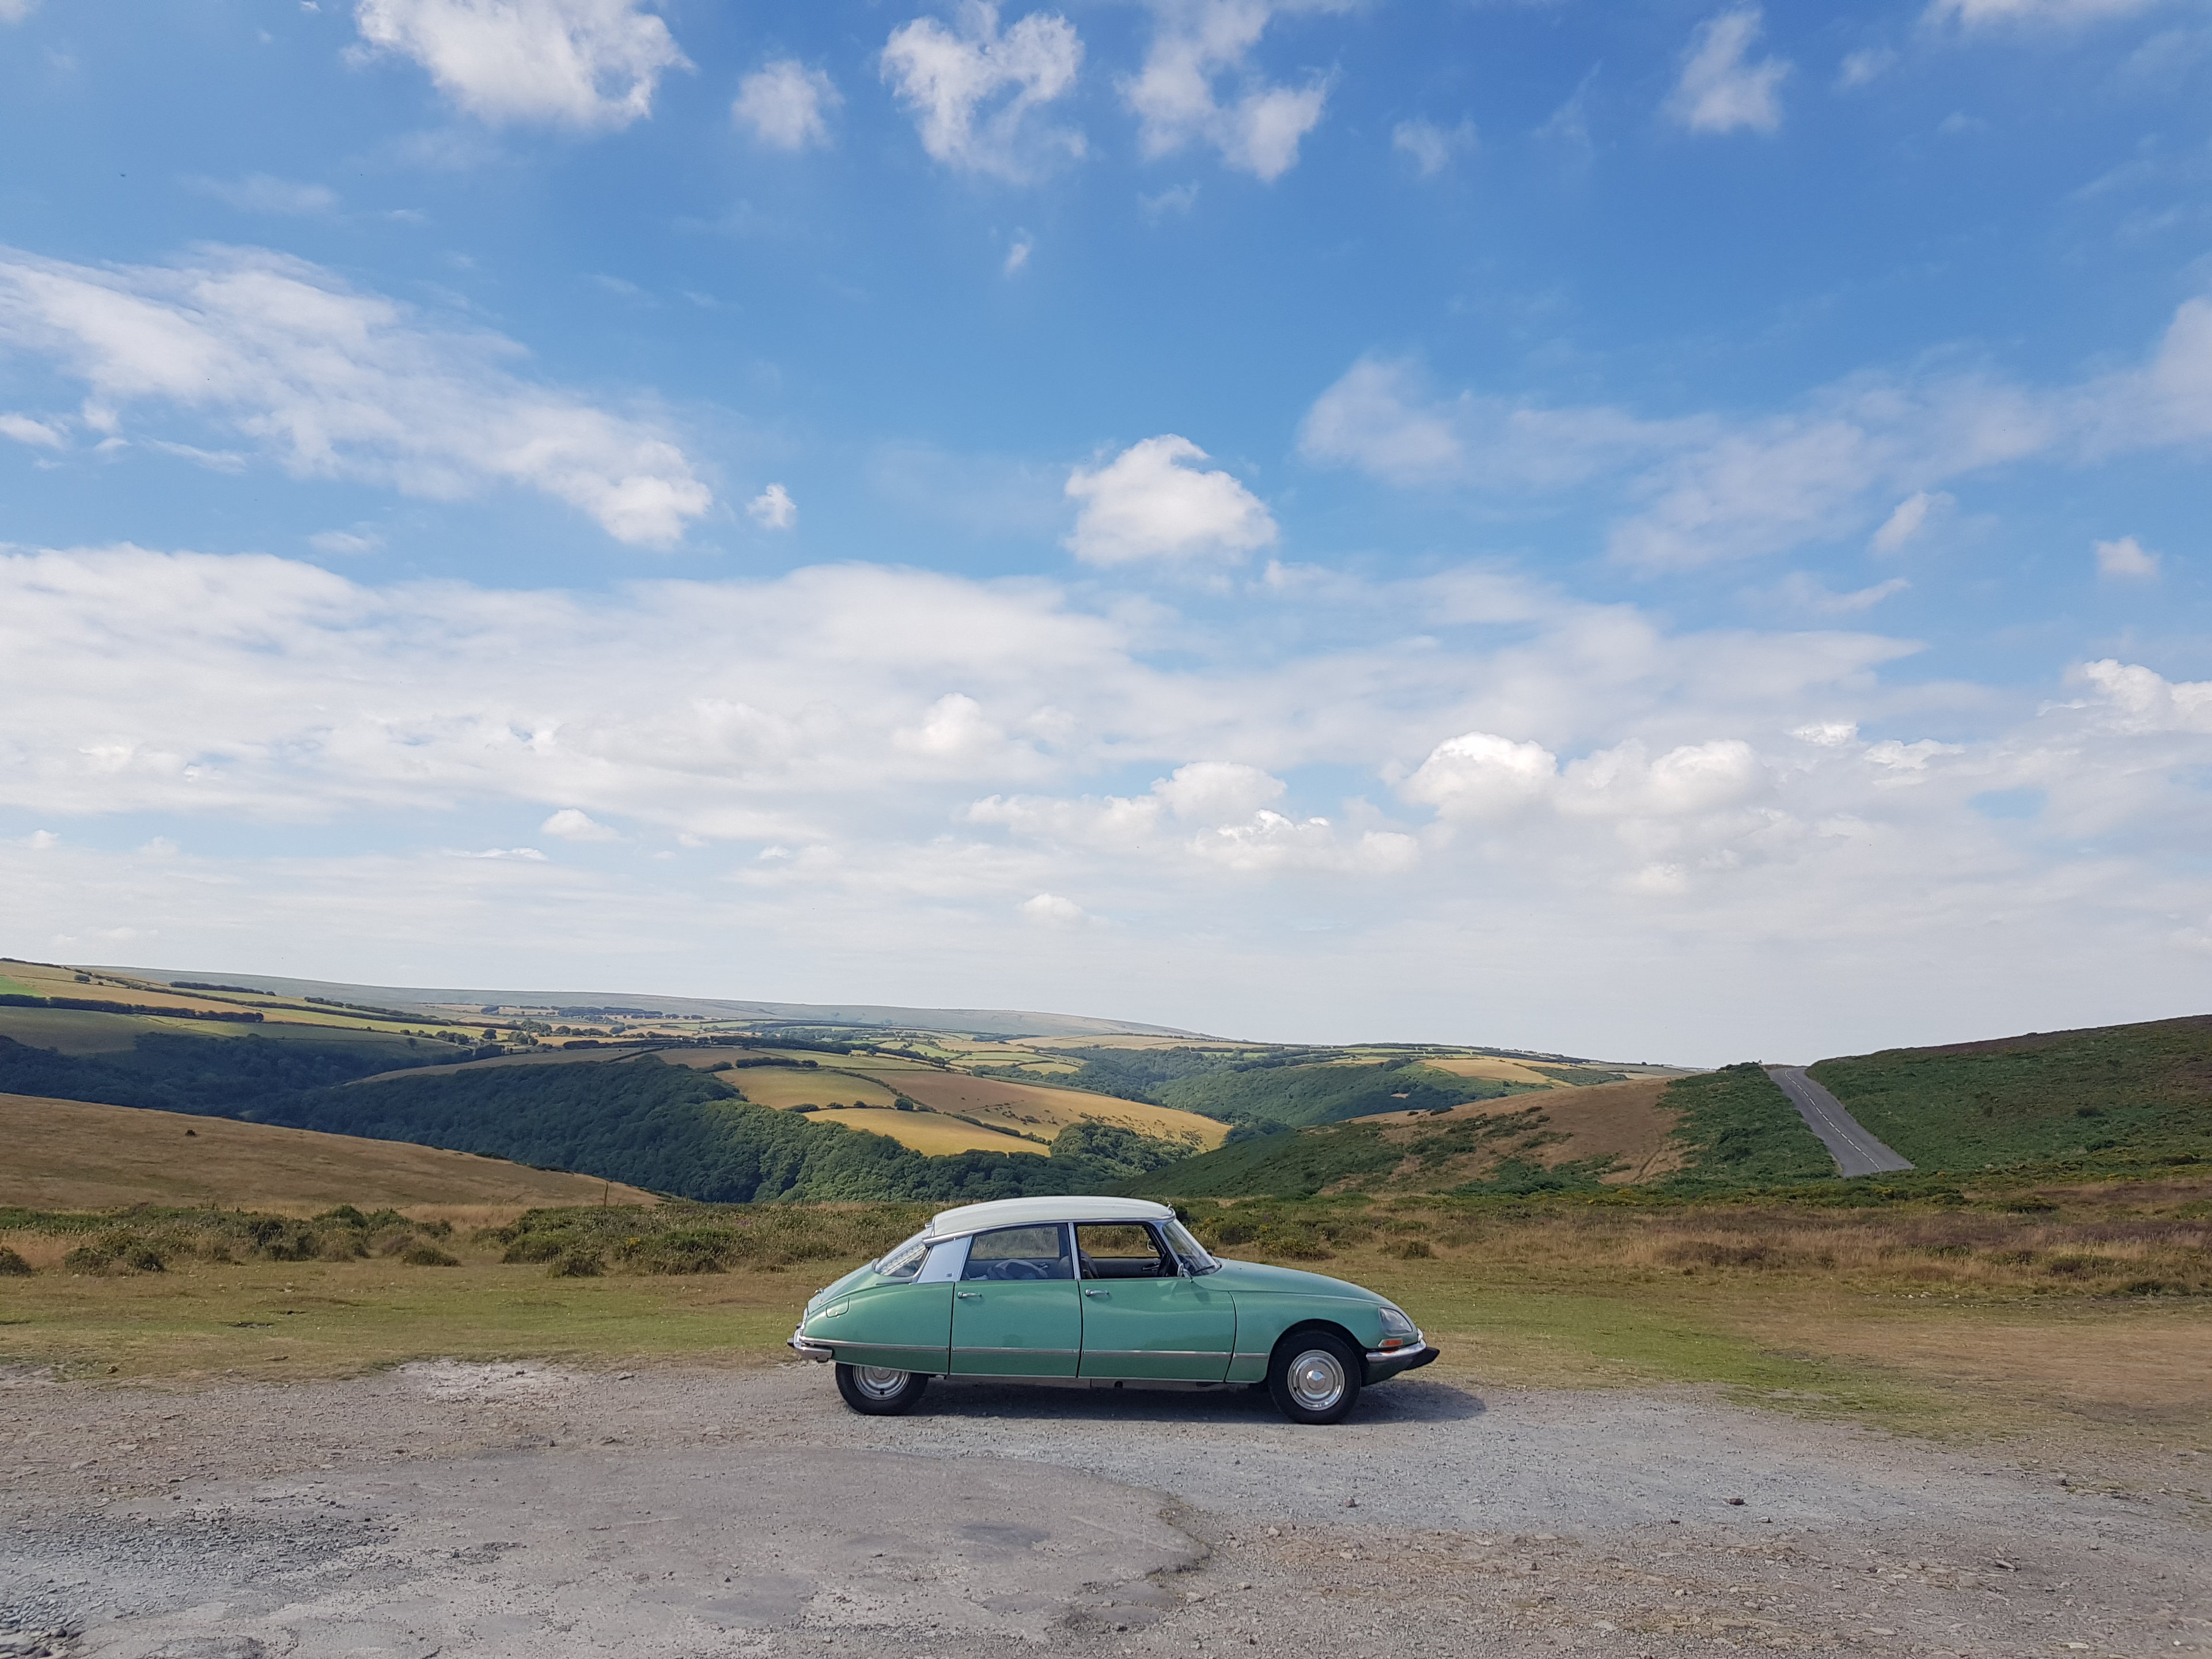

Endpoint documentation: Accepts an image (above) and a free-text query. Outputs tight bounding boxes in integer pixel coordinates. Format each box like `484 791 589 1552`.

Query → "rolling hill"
0 1092 656 1211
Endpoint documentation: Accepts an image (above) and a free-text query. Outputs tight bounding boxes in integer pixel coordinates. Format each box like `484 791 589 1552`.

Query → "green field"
1813 1014 2212 1173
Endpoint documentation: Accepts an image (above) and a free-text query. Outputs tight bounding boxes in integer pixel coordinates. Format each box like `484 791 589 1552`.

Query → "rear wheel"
1267 1332 1362 1426
834 1362 929 1415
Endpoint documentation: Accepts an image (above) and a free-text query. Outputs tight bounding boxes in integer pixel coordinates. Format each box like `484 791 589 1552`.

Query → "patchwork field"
804 1107 1043 1156
871 1069 1229 1149
0 1092 653 1211
1421 1054 1575 1088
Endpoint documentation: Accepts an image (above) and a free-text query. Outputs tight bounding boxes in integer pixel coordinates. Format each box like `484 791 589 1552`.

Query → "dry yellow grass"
807 1107 1044 1156
871 1070 1228 1149
0 1092 655 1211
1356 1077 1685 1183
714 1067 900 1110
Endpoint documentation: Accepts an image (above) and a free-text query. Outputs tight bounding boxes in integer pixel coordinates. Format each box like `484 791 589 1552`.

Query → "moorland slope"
0 1092 654 1211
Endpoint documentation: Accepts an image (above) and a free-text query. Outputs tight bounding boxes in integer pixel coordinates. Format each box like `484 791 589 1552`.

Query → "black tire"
1266 1331 1362 1426
834 1362 930 1415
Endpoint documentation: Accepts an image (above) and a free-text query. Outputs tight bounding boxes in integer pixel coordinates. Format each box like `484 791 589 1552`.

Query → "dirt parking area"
2 1361 2206 1659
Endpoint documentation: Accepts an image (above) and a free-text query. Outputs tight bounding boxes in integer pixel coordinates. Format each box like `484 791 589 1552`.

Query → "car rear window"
961 1224 1072 1281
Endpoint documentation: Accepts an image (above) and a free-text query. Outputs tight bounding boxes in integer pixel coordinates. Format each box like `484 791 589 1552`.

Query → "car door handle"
956 1291 982 1300
1083 1289 1108 1298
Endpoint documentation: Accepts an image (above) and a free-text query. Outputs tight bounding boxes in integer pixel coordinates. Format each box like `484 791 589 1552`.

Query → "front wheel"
1267 1332 1362 1425
835 1362 930 1415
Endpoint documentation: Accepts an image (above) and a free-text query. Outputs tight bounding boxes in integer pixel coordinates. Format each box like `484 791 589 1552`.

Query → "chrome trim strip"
786 1333 834 1363
951 1346 1080 1355
834 1341 950 1354
1079 1349 1230 1359
1365 1340 1431 1364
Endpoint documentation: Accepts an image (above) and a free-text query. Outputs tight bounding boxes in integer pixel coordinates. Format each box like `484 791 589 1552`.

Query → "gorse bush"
476 1202 930 1278
6 1203 456 1274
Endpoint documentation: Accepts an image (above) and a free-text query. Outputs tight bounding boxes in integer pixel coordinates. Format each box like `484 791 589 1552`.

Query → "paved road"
1765 1065 1914 1176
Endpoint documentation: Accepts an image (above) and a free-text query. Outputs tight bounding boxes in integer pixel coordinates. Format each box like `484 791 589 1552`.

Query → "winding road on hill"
1764 1066 1915 1177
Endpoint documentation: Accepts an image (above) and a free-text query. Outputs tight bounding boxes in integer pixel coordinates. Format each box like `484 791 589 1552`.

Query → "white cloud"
1770 574 1912 616
459 846 548 860
1003 233 1034 275
0 412 66 448
190 175 341 215
16 543 2212 1059
1924 0 2157 26
0 1 36 21
880 3 1084 180
0 245 710 546
733 59 839 150
353 0 689 130
1064 435 1278 565
1835 47 1897 88
1020 891 1088 926
1123 0 1334 181
1298 356 1703 490
1666 8 1791 136
747 483 797 529
310 529 384 557
1869 489 1952 554
26 830 57 850
2093 534 2161 578
542 807 620 840
1392 118 1476 176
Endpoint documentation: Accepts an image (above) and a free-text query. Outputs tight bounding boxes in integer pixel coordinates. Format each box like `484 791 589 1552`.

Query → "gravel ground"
2 1359 2206 1658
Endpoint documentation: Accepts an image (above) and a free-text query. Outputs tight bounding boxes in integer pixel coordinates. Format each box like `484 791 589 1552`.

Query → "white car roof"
926 1195 1173 1237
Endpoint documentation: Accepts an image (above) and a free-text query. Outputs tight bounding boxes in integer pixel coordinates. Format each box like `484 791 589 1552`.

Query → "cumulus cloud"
14 543 2212 1058
2093 535 2161 578
1123 0 1333 181
0 244 710 546
542 807 620 840
733 59 840 150
1020 891 1088 926
1063 435 1278 565
880 3 1084 179
353 0 690 130
0 1 36 22
1391 117 1476 176
1665 8 1791 135
747 483 797 529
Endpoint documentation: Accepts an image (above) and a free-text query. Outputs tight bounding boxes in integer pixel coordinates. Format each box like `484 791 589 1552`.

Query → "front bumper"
787 1328 835 1362
1363 1340 1440 1382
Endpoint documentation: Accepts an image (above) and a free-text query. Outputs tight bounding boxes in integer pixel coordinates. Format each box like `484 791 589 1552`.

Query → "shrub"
1385 1240 1433 1259
402 1244 460 1267
547 1245 604 1278
0 1245 31 1276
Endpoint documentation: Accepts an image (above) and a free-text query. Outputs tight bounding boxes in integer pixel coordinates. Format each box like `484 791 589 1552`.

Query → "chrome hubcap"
1287 1348 1347 1411
853 1366 908 1399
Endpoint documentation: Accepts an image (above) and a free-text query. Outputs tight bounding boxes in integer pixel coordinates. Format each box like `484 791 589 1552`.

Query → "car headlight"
1377 1305 1419 1349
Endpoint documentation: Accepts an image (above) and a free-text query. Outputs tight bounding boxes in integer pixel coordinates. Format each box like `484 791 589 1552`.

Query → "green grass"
1812 1014 2212 1173
1663 1063 1838 1185
1158 1059 1529 1127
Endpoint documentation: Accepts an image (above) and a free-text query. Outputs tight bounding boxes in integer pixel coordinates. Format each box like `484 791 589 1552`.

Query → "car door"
1073 1222 1236 1382
949 1223 1081 1377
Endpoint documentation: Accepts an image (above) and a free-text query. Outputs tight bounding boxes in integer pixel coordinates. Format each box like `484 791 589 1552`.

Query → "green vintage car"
787 1195 1436 1425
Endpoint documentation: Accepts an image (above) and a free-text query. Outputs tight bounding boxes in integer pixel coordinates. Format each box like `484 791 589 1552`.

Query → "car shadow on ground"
908 1376 1487 1426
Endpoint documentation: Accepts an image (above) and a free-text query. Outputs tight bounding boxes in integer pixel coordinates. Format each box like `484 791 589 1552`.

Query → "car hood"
1207 1258 1382 1302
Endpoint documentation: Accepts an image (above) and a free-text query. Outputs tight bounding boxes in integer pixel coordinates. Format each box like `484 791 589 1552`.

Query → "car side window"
874 1233 931 1281
961 1224 1071 1282
1074 1223 1173 1279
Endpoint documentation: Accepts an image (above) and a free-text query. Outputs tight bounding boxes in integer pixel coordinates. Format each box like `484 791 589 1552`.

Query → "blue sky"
4 0 2211 1061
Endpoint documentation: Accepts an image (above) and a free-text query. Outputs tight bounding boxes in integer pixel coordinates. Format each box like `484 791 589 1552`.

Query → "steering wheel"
994 1259 1047 1281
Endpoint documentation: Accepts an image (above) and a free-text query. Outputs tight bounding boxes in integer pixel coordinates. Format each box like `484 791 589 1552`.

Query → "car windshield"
1161 1218 1218 1274
874 1231 931 1280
